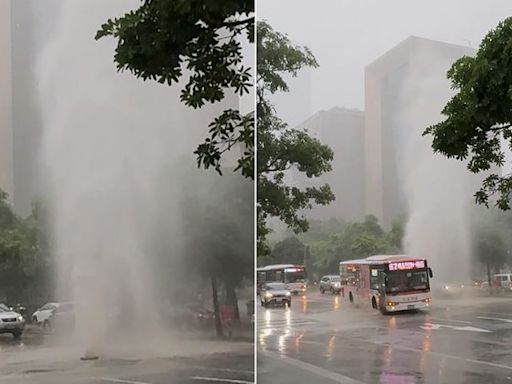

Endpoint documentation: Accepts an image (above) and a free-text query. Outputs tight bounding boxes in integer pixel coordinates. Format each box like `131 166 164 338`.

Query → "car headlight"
264 292 273 298
285 292 291 296
17 316 23 322
444 286 449 290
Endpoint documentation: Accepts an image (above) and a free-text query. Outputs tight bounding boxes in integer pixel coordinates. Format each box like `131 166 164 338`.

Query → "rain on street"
258 290 512 384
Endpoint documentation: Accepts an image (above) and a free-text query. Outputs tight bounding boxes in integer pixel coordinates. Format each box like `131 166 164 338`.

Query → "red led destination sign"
285 267 304 273
388 260 425 271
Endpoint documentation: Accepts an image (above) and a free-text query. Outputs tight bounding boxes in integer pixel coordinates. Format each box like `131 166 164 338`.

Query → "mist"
36 0 251 355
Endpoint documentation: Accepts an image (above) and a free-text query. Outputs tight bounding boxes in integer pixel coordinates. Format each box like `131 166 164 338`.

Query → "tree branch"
221 17 254 28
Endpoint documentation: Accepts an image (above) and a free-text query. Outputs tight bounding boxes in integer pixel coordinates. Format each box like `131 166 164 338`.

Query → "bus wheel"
372 297 377 309
379 306 388 315
320 287 324 294
349 292 354 303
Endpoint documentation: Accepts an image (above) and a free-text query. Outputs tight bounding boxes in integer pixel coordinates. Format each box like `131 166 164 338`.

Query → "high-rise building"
0 0 49 215
364 36 475 228
0 0 14 203
293 106 365 221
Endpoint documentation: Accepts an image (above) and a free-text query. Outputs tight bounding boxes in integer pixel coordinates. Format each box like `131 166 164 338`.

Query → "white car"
319 275 342 294
32 302 69 328
0 304 25 339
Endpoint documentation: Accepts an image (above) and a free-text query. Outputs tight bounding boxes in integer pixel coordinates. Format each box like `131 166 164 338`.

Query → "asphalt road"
0 330 254 384
257 290 512 384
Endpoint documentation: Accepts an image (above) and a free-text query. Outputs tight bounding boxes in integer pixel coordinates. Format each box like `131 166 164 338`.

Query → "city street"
258 290 512 384
0 331 254 384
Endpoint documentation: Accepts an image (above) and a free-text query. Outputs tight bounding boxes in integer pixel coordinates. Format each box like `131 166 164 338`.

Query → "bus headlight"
265 292 273 299
285 292 291 296
386 301 398 307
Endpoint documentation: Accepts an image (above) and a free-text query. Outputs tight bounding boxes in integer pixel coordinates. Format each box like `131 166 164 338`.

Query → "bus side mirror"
428 268 433 278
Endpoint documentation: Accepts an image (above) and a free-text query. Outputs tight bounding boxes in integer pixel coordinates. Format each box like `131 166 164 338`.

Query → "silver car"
319 275 342 294
0 304 25 339
260 282 291 307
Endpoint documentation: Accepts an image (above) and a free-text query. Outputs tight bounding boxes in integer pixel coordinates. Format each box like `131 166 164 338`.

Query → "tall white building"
294 107 365 221
364 36 475 228
0 0 13 203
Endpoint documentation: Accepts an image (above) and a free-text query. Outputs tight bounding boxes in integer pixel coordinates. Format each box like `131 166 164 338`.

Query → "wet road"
257 290 512 384
0 330 254 384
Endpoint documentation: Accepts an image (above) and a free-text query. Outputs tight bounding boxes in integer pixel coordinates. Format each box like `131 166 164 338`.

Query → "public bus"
339 255 433 314
257 264 307 295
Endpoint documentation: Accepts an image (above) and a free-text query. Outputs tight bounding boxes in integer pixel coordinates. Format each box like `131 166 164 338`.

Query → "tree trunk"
487 261 493 296
211 276 223 337
225 282 240 323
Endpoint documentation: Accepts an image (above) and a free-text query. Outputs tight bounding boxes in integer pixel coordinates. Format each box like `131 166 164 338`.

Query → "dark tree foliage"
97 0 254 178
293 215 402 279
424 17 512 209
0 192 52 304
269 236 305 265
257 21 334 256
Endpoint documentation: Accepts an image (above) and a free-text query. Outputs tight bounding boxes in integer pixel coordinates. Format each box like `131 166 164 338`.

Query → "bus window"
370 268 379 290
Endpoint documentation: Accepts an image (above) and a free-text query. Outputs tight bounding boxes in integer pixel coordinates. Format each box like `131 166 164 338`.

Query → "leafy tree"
257 21 334 255
0 191 52 304
298 218 347 243
269 236 305 265
469 205 512 290
181 170 253 336
97 0 254 178
388 213 407 250
0 190 16 230
297 215 400 279
424 17 512 209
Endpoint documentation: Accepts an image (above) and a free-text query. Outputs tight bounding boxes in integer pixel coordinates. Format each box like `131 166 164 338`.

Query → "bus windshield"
285 271 306 283
386 269 429 293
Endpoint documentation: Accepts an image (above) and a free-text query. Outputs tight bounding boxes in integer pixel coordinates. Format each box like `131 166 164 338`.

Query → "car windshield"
330 276 341 282
0 304 8 312
266 283 287 290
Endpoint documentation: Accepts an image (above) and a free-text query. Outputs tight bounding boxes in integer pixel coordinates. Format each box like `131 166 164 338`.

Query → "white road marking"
429 317 472 324
348 337 512 371
479 311 512 317
262 351 365 384
478 316 512 323
102 378 151 384
188 366 254 375
420 323 491 333
191 377 253 384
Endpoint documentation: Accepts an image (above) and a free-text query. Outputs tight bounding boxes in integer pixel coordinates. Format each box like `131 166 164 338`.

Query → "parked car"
260 282 291 307
319 275 342 294
47 303 74 331
493 274 512 292
0 304 25 339
32 302 70 328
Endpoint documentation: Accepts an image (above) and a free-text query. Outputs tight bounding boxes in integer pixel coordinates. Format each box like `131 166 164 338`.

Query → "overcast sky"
259 0 512 125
